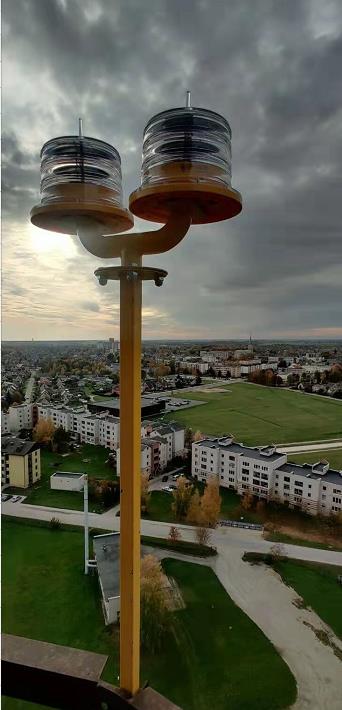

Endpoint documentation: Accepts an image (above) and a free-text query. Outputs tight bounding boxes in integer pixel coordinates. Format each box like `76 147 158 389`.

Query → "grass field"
264 531 342 552
14 445 116 511
289 449 342 471
273 560 342 639
2 519 296 710
165 383 342 445
144 486 250 524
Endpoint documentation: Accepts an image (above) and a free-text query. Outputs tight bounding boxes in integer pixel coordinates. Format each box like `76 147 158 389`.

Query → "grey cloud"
81 301 100 312
2 0 342 339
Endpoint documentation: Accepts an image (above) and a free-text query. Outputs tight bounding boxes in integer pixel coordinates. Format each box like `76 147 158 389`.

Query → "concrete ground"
3 501 342 709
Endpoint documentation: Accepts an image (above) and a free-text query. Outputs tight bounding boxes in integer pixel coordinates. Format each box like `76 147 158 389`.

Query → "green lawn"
273 560 342 639
19 445 116 511
265 531 342 552
2 519 296 710
165 383 342 445
157 560 296 710
143 486 250 526
289 449 342 471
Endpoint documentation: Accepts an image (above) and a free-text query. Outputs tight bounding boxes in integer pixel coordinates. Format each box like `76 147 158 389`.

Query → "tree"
141 472 150 514
168 526 181 544
193 430 203 442
195 526 212 547
241 490 254 510
52 426 70 453
171 476 193 521
33 417 55 446
256 500 266 516
155 364 170 378
49 517 62 531
201 475 221 527
270 543 286 562
195 371 202 386
286 373 300 387
140 555 170 652
186 489 203 525
184 427 193 449
88 479 119 507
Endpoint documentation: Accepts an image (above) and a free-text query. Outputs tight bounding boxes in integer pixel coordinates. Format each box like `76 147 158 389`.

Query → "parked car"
162 475 168 482
11 495 21 503
162 486 173 493
1 494 10 502
172 474 181 480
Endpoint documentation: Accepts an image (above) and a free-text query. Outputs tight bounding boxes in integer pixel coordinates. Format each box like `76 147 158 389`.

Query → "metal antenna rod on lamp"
78 117 85 182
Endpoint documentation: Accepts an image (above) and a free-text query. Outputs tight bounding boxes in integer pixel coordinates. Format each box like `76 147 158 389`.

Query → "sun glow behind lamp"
30 93 242 698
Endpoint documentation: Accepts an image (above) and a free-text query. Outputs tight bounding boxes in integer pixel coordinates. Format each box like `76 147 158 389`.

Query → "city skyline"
2 0 342 341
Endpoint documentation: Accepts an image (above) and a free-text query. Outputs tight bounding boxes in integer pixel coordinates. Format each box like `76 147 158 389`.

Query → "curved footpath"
3 501 342 709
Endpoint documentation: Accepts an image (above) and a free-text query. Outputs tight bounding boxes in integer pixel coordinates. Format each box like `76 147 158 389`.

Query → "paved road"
3 500 342 566
3 501 342 708
25 371 36 403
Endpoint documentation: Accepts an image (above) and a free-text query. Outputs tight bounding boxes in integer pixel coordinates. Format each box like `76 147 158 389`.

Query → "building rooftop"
1 435 39 457
93 533 120 601
195 438 284 462
278 462 342 485
51 472 85 479
90 397 161 411
93 533 150 601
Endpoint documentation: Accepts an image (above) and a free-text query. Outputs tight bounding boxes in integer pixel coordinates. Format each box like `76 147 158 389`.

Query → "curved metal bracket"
78 209 192 261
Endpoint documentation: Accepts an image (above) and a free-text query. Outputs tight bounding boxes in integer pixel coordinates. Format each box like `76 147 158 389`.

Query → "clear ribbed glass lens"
141 107 232 188
40 136 123 206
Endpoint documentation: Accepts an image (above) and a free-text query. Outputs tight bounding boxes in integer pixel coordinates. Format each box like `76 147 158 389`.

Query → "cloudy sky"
2 0 342 341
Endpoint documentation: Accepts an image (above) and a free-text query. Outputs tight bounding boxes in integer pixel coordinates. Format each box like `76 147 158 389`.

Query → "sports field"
165 383 342 445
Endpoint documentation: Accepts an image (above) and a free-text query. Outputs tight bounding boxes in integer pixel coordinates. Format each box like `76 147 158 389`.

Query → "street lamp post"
30 93 242 696
83 474 89 576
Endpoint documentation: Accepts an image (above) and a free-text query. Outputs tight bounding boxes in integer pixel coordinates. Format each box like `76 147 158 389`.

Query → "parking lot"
1 494 26 504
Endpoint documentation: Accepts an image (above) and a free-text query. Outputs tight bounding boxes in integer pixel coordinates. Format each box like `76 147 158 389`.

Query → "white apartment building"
4 403 34 433
1 412 10 434
210 363 233 377
35 406 185 472
98 416 120 449
117 443 152 477
200 350 232 362
117 422 185 477
179 361 209 374
36 404 120 449
192 436 342 517
240 360 262 375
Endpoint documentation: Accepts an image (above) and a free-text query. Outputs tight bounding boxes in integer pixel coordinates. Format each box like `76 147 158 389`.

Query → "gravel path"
213 534 342 709
278 441 342 454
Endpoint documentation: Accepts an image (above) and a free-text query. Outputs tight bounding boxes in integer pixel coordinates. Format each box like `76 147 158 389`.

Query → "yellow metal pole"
119 253 142 695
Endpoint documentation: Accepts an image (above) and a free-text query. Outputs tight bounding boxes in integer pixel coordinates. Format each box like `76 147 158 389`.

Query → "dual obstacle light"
30 93 242 698
31 92 241 236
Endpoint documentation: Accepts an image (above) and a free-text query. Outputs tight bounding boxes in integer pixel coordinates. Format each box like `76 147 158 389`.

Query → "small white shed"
50 471 85 491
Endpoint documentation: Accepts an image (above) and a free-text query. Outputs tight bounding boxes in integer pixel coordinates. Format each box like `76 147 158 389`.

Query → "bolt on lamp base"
94 266 168 287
